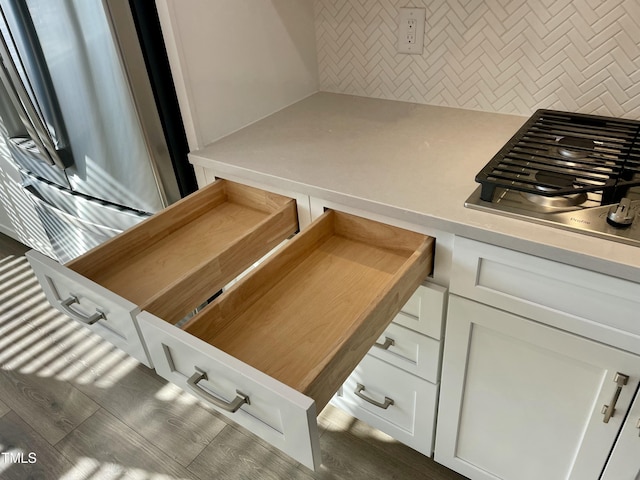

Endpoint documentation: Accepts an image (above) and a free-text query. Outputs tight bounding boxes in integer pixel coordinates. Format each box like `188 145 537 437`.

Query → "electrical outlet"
397 7 425 54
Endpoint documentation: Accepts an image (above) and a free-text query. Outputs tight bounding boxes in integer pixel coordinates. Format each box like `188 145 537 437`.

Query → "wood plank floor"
0 234 467 480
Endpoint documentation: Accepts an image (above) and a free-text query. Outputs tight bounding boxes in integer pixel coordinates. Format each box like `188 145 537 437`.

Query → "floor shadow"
0 235 466 480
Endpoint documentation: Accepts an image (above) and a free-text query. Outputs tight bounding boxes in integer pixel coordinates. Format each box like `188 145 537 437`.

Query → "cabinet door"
435 295 640 480
601 391 640 479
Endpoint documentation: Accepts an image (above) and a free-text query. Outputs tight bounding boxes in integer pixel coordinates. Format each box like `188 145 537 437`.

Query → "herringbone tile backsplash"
314 0 640 118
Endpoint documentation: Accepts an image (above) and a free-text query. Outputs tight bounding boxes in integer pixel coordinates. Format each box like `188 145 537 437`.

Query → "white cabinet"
436 236 640 480
179 171 447 462
437 295 640 480
138 206 433 470
27 180 299 368
28 178 435 471
447 236 640 353
331 282 446 455
306 196 448 457
333 353 438 454
601 390 640 479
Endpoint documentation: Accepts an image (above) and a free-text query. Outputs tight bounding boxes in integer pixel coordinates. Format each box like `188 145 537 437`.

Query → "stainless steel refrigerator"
0 0 196 262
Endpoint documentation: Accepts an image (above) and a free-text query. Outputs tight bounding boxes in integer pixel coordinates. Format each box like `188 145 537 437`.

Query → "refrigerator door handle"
0 44 54 166
21 179 46 202
20 182 125 264
20 170 150 232
0 4 70 169
22 181 128 234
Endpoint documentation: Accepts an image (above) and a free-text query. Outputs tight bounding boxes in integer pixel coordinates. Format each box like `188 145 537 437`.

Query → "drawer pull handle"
187 368 250 413
374 337 395 350
354 383 394 410
602 372 629 423
59 295 105 325
636 418 640 437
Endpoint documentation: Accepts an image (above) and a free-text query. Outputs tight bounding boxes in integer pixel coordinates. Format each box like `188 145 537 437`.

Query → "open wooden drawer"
137 209 434 470
26 180 298 366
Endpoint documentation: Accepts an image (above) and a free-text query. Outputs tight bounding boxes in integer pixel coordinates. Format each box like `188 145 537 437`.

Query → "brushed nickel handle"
602 372 629 423
187 368 249 413
374 337 395 350
354 383 394 409
59 295 104 325
636 418 640 437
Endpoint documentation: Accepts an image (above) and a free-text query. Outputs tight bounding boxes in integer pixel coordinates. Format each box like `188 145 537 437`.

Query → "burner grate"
476 110 640 203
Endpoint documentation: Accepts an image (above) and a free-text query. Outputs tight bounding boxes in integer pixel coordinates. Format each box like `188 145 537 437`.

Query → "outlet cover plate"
397 7 425 55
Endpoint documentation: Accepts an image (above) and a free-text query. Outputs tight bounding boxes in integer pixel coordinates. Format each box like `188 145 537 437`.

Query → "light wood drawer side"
27 180 298 368
175 209 434 412
67 179 298 324
139 208 434 470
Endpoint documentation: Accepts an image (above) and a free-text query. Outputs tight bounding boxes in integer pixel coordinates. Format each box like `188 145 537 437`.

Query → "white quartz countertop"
190 92 640 282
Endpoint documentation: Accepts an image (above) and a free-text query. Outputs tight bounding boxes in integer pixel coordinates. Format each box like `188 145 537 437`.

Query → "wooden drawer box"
332 354 438 456
137 209 434 470
26 180 298 366
27 177 434 470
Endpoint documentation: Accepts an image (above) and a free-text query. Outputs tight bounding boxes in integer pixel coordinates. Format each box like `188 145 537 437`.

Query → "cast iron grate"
476 109 640 204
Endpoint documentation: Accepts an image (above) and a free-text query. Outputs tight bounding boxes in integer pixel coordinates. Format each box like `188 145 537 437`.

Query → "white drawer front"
26 250 151 366
451 237 640 352
331 355 438 456
393 283 446 340
369 322 440 382
137 311 321 471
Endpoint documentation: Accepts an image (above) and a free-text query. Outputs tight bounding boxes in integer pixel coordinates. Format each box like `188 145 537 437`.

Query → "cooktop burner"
522 190 588 209
555 136 596 160
466 109 640 246
533 170 577 192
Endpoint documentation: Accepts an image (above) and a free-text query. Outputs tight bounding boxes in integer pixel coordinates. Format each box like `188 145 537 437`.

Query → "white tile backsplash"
315 0 640 118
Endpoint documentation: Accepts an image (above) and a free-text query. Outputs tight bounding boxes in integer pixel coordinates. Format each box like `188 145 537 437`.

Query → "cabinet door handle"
374 337 395 350
354 383 394 409
636 418 640 437
59 295 105 325
601 372 629 423
187 368 250 413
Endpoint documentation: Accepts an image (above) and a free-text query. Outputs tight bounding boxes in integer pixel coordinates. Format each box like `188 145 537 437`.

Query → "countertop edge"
190 155 640 284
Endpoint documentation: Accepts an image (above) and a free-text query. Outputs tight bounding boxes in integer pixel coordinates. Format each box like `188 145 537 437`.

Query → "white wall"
158 0 640 147
157 0 319 150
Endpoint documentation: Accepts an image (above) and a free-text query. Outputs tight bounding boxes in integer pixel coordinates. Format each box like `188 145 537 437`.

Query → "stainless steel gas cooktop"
465 109 640 247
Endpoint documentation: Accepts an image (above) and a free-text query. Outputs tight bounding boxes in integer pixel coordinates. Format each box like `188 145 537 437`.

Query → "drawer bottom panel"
331 354 438 456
